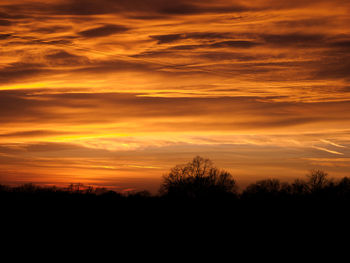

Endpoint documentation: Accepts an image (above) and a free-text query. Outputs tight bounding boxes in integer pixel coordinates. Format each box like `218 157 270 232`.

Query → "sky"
0 0 350 192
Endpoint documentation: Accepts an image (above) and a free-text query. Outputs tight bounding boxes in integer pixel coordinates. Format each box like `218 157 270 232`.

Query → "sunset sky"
0 0 349 192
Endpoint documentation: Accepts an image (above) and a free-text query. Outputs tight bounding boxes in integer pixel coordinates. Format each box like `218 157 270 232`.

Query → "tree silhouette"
306 169 331 193
159 156 237 199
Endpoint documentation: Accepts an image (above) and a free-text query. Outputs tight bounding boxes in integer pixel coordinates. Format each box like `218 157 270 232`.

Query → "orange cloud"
0 0 350 191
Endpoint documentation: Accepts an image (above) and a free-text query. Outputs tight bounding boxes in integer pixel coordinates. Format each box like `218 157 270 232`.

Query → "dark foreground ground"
2 159 348 252
3 159 349 232
2 182 349 251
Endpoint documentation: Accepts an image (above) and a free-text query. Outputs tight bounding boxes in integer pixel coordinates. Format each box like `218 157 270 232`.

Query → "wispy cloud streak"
0 0 349 190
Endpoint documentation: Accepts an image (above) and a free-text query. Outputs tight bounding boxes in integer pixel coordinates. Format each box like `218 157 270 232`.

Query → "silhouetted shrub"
290 179 308 196
242 179 292 200
336 177 350 199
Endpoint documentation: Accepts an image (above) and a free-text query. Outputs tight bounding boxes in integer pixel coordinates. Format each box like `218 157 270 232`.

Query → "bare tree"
306 169 330 192
160 156 237 199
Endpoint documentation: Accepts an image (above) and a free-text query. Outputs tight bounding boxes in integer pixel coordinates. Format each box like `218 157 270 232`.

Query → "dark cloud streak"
0 19 12 26
78 24 130 38
0 91 349 131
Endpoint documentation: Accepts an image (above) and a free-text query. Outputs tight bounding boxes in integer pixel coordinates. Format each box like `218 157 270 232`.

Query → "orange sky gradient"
0 0 350 192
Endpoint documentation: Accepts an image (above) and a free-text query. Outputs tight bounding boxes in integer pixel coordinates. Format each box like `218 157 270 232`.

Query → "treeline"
0 170 350 203
3 158 348 245
1 157 350 203
1 175 350 202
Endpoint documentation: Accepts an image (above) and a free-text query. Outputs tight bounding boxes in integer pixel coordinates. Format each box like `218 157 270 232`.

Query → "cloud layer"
0 0 349 191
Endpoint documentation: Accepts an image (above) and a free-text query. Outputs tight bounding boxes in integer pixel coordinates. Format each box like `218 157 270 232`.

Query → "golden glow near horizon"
0 0 350 192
